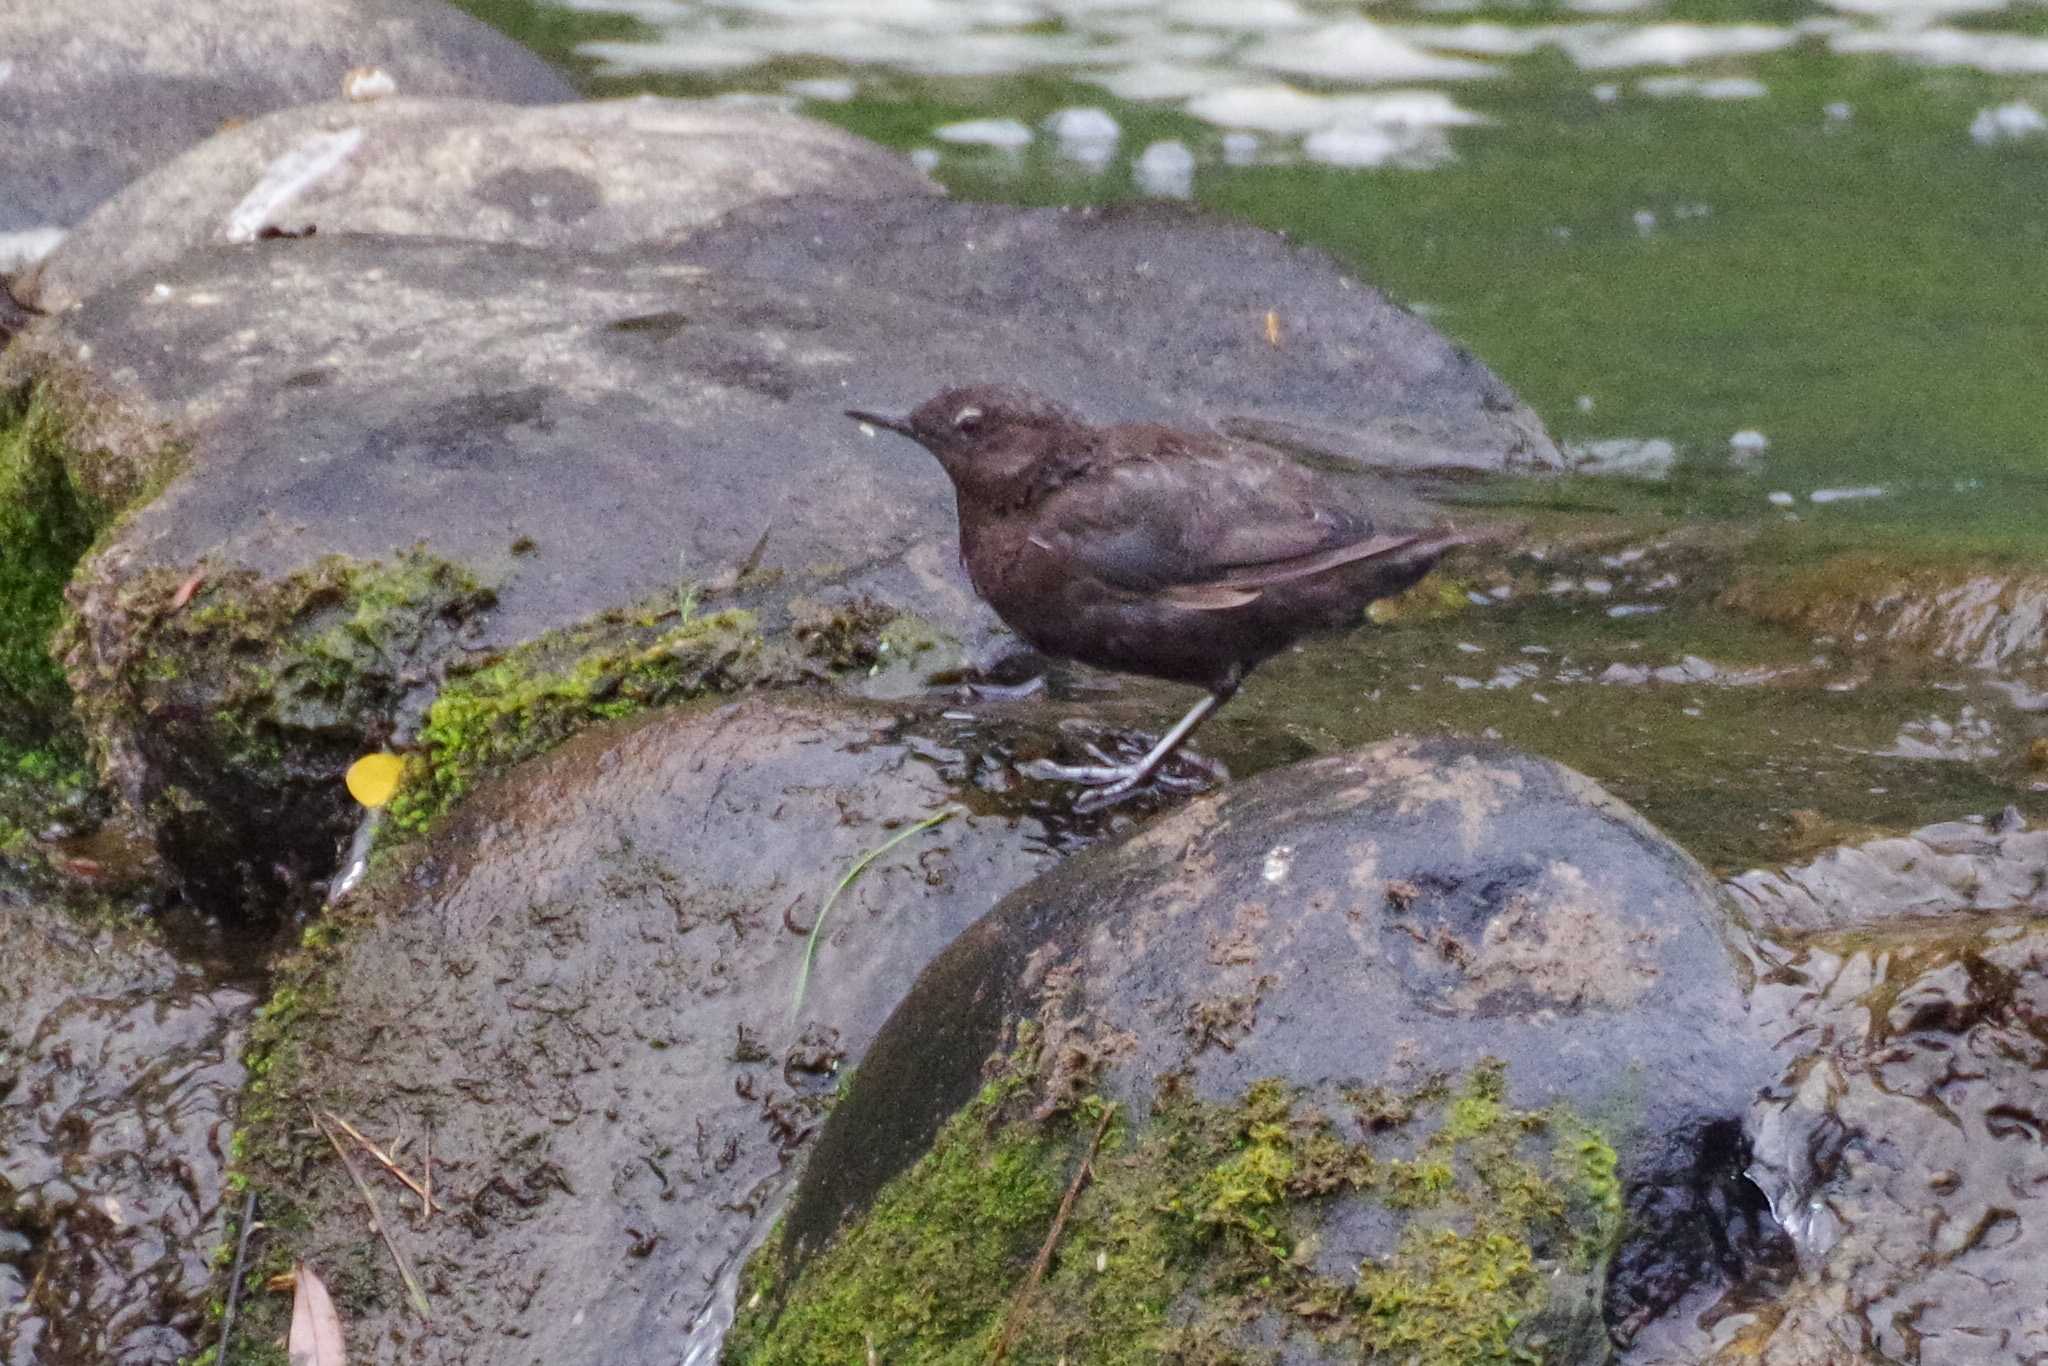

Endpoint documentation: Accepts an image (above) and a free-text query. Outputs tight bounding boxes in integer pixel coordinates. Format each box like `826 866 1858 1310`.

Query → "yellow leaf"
345 752 404 808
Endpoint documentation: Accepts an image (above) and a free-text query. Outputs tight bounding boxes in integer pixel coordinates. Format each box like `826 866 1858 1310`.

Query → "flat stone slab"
17 96 941 312
0 0 574 273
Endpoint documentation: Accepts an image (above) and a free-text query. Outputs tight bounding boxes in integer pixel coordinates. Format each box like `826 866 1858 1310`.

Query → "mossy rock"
3 189 1564 921
758 737 1785 1359
731 1051 1618 1365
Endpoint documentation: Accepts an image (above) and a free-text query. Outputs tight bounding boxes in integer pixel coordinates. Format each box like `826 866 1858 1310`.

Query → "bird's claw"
1017 758 1149 812
1019 745 1228 812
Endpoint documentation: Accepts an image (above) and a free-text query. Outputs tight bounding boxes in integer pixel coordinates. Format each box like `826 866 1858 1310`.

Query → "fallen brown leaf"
288 1261 346 1365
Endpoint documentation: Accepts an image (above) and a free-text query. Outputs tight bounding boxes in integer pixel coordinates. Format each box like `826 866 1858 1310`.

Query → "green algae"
729 1053 1621 1365
445 0 653 70
1215 527 2046 876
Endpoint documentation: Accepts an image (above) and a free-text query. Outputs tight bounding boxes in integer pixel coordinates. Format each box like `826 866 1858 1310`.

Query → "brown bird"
848 385 1510 809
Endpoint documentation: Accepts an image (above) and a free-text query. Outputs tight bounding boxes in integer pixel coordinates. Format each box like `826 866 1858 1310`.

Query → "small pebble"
1134 140 1195 198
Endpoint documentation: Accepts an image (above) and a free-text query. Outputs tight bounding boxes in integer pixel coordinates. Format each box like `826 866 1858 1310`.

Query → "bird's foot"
1020 736 1228 812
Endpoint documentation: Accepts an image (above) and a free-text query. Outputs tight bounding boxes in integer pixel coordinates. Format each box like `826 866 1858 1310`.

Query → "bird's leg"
1023 668 1240 810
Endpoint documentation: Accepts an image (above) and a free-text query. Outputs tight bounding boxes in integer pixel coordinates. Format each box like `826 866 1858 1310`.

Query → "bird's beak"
845 408 916 439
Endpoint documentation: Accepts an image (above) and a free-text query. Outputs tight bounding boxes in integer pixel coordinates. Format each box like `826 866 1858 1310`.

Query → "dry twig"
324 1109 443 1215
989 1104 1117 1365
314 1108 435 1321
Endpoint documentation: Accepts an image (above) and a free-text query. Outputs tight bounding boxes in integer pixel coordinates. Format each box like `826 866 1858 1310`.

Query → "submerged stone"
1685 917 2048 1365
754 736 1782 1360
1723 554 2048 674
1726 808 2048 934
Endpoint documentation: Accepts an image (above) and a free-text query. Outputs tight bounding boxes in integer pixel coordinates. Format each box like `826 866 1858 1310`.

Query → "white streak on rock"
223 127 365 244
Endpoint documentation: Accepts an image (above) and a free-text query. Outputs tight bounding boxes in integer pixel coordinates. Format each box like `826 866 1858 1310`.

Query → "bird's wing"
1032 434 1439 605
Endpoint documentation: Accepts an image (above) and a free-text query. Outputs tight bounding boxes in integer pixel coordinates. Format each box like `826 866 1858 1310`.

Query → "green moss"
50 547 501 907
0 377 187 742
731 1055 1623 1365
728 1071 1072 1364
1354 1227 1541 1363
385 606 765 831
71 548 496 773
0 384 103 739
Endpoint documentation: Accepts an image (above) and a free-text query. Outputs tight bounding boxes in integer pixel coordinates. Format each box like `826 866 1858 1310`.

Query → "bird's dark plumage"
849 384 1509 804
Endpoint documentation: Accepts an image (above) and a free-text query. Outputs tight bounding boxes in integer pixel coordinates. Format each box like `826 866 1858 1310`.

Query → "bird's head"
848 384 1081 498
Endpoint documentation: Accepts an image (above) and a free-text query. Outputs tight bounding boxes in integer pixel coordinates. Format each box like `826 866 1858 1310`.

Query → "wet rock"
238 694 1069 1365
750 736 1779 1360
1725 809 2048 934
1701 918 2048 1365
0 0 572 271
2 193 1556 915
17 97 940 313
0 888 254 1363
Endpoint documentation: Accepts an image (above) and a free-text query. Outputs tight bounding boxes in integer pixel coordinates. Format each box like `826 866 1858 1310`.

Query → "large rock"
740 737 1781 1362
2 193 1556 915
240 694 1071 1365
0 887 254 1363
16 97 941 313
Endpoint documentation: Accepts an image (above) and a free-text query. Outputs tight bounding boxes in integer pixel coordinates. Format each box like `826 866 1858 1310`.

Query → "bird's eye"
953 406 985 434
